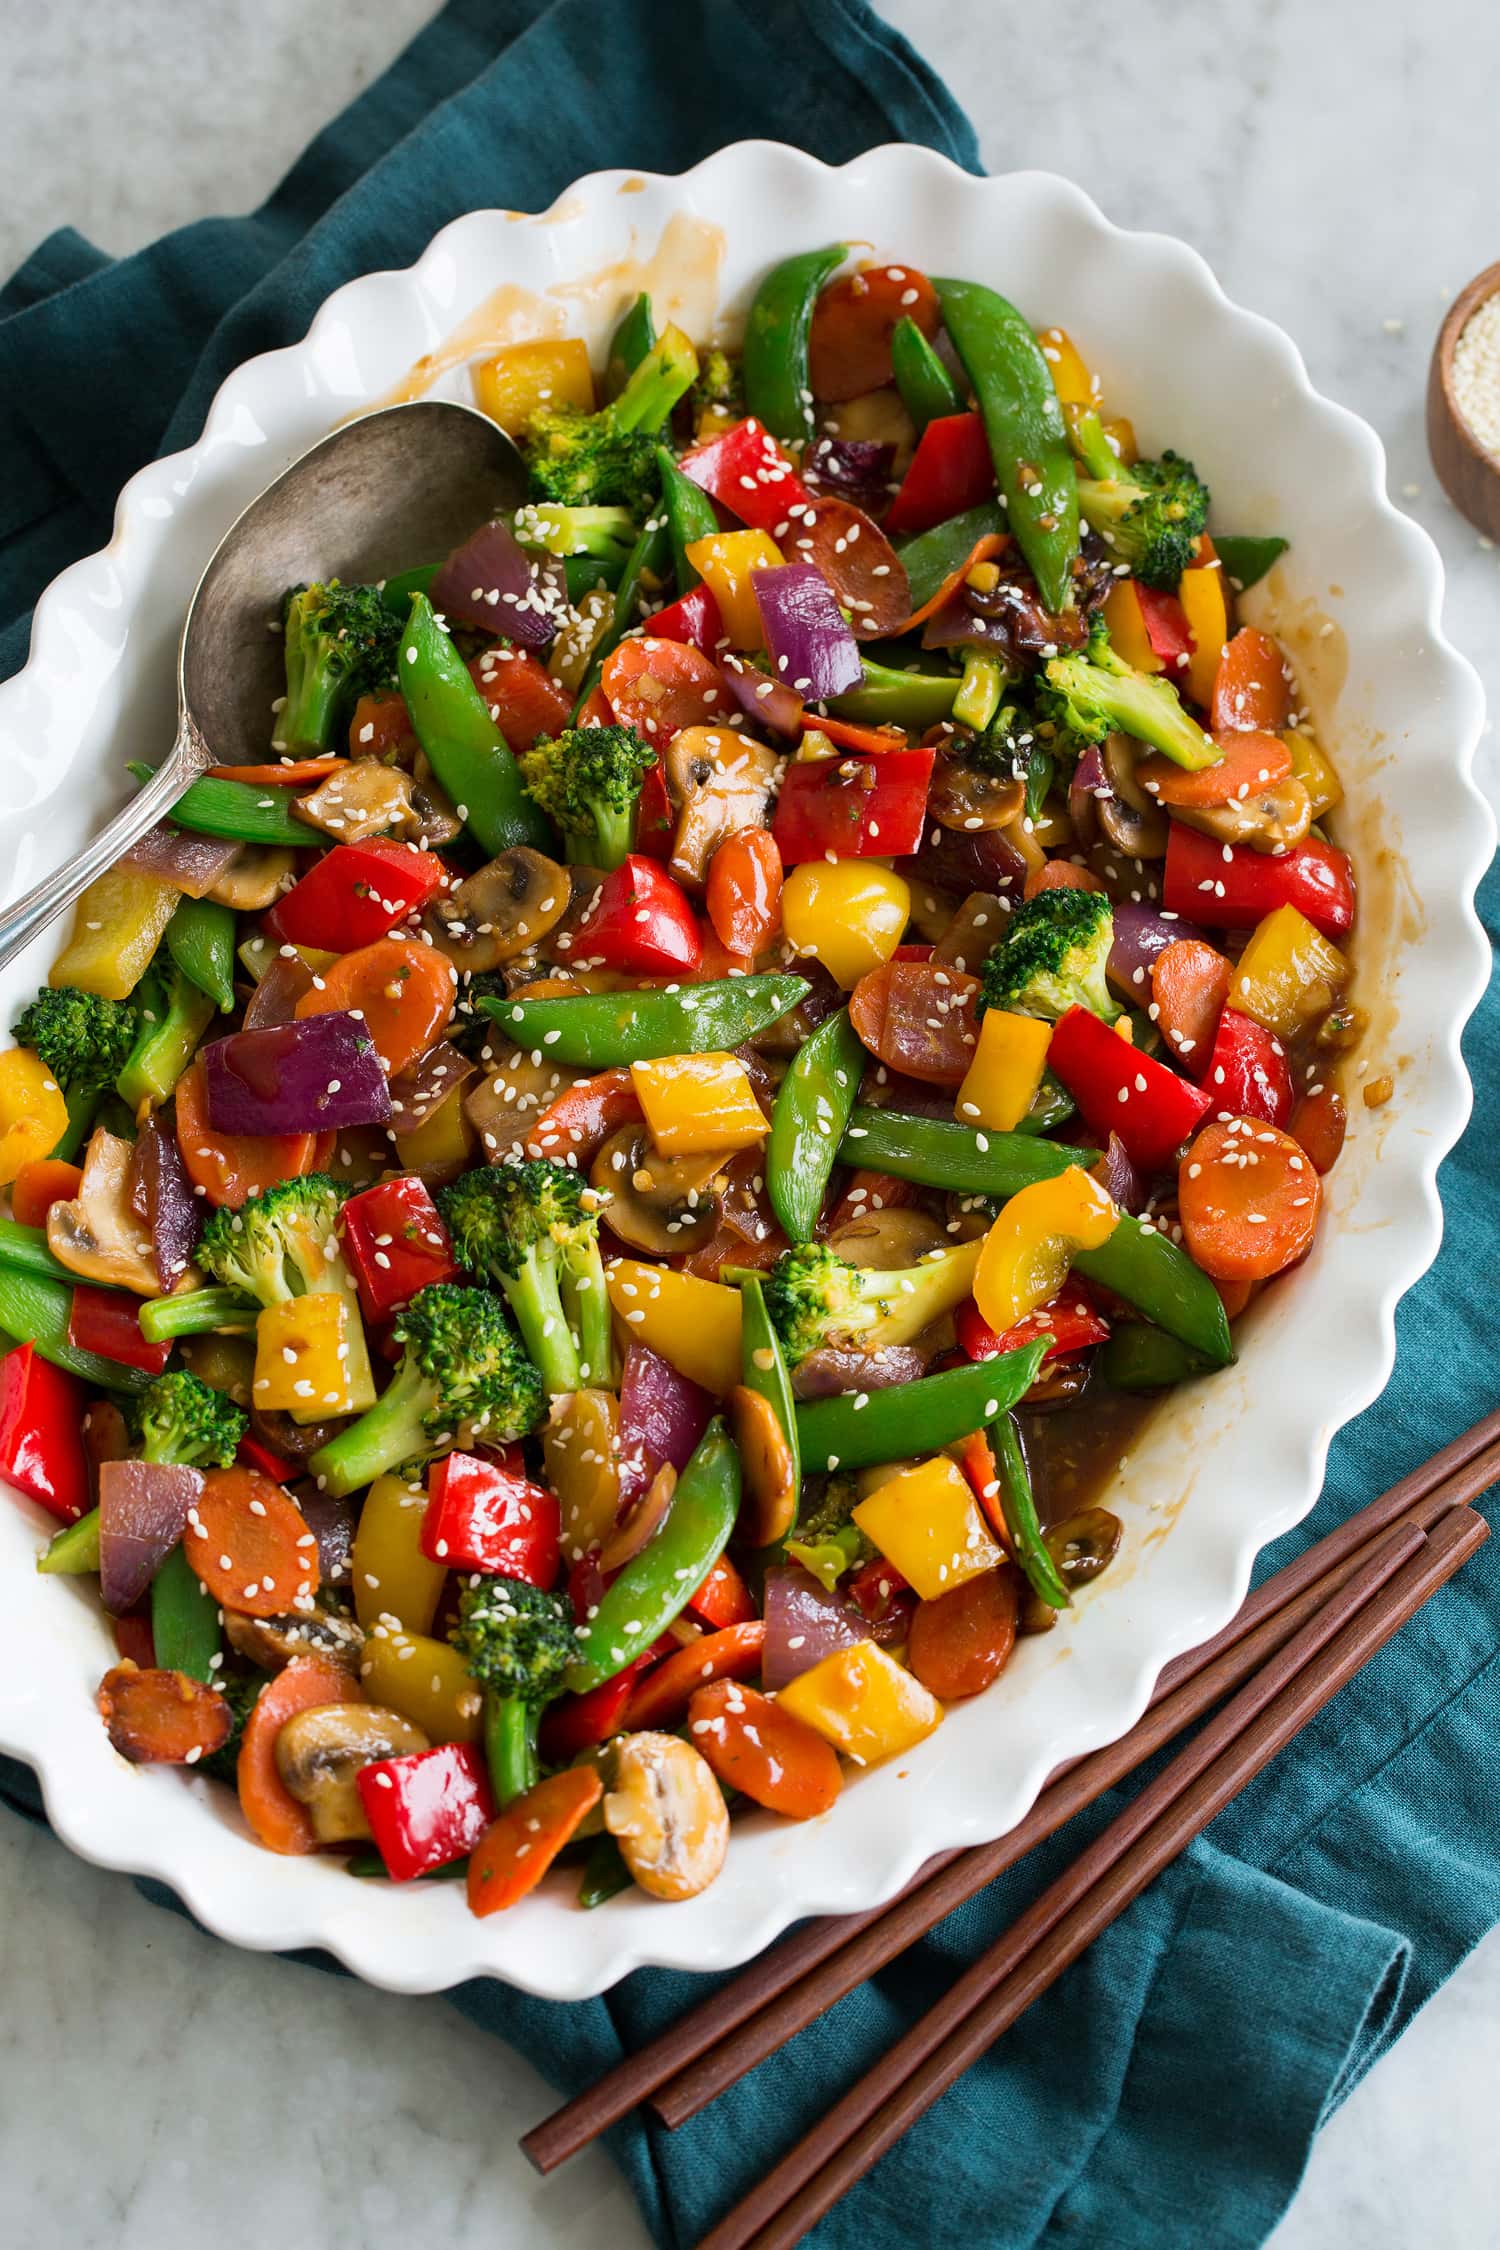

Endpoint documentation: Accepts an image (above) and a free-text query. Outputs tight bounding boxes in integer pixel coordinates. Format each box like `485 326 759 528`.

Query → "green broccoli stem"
116 967 216 1111
38 1508 102 1575
572 799 636 873
53 1085 103 1163
1068 406 1122 483
308 1355 439 1499
484 1691 542 1809
502 1254 583 1397
953 650 1006 731
560 1240 613 1389
139 1288 258 1343
610 327 699 437
282 655 345 759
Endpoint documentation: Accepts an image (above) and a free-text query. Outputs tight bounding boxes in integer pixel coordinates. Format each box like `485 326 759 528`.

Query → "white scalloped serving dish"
0 144 1488 2000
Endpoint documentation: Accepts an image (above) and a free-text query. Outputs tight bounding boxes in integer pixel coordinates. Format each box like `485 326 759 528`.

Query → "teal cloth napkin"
2 6 1496 2246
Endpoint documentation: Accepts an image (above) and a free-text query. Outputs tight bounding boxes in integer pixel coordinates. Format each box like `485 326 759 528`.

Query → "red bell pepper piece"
1202 1007 1294 1129
647 582 725 654
633 759 676 863
689 1551 757 1629
237 1432 298 1483
466 646 572 756
525 1067 644 1165
0 1343 89 1523
846 1554 914 1635
771 748 935 864
538 1667 643 1764
679 416 814 532
1163 824 1356 940
559 853 703 977
883 413 996 537
1047 1007 1213 1174
1135 585 1193 668
955 1428 1010 1551
955 1293 1111 1364
340 1175 460 1324
356 1740 496 1881
269 838 449 952
421 1450 560 1584
67 1286 172 1377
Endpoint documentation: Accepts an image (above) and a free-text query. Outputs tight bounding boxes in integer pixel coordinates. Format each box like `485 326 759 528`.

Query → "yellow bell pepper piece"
251 1294 375 1424
352 1474 446 1636
1179 564 1229 709
1284 728 1343 821
1101 414 1137 468
0 1048 69 1186
605 1258 742 1395
399 1086 477 1181
1036 327 1095 408
473 337 594 436
956 1011 1053 1134
683 529 784 649
782 860 911 989
543 1388 622 1560
777 1640 943 1766
1102 580 1162 674
1229 905 1348 1042
359 1625 482 1744
50 869 179 999
631 1053 770 1159
852 1455 1006 1602
974 1169 1118 1336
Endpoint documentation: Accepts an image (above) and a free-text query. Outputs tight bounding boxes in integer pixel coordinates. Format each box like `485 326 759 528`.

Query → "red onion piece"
616 1343 714 1506
751 564 863 701
98 1460 201 1617
1107 900 1209 997
899 821 1027 900
804 437 897 518
1068 744 1109 849
718 651 805 738
781 496 910 638
203 1014 392 1134
121 825 243 899
428 519 561 649
790 1342 928 1400
762 1562 865 1689
1097 1131 1148 1215
387 1041 477 1140
919 594 1017 653
241 951 315 1032
295 1489 355 1587
132 1111 202 1287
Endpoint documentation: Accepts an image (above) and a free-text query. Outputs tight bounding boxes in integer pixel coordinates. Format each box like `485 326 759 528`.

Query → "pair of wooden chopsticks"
524 1408 1500 2248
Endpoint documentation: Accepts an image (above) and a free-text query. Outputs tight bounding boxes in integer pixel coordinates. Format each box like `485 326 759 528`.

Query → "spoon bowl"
0 397 528 974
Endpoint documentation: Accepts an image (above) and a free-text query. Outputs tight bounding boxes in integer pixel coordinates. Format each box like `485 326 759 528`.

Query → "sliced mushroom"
1019 1506 1123 1633
664 725 781 886
928 753 1025 833
423 847 570 975
407 754 465 847
1175 774 1313 854
225 1605 366 1674
47 1129 159 1294
604 1730 730 1900
247 1404 348 1464
589 1123 724 1255
464 1039 578 1164
204 846 299 911
729 1385 798 1545
295 759 422 844
274 1703 430 1843
932 891 1008 975
1098 736 1168 858
829 1205 950 1269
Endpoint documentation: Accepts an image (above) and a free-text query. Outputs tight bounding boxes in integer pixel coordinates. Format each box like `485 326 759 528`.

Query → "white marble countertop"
2 3 1497 2245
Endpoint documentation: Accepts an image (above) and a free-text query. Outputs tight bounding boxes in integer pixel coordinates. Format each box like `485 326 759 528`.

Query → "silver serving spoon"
0 399 529 976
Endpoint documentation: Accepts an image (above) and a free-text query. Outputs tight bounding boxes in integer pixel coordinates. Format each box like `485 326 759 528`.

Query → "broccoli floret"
14 985 139 1159
518 723 655 871
451 1577 575 1804
691 346 745 420
1075 448 1210 591
279 579 404 756
978 886 1120 1025
763 1239 982 1368
525 326 699 513
126 1369 247 1469
437 1159 610 1395
1040 617 1216 771
197 1172 377 1414
511 503 639 568
784 1473 873 1590
307 1283 543 1499
115 952 216 1114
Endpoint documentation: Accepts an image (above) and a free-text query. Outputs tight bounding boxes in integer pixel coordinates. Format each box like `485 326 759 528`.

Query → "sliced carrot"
1024 859 1105 902
467 1767 603 1915
804 715 911 756
186 1466 320 1619
849 959 982 1087
1210 628 1293 734
348 689 417 760
11 1156 83 1229
906 1567 1019 1700
1289 1082 1347 1175
467 646 573 757
1137 730 1291 809
601 637 725 746
237 1654 359 1854
1151 938 1232 1067
1179 1116 1322 1282
886 532 1009 636
97 1664 230 1765
525 1067 642 1165
624 1622 768 1731
688 1680 843 1818
295 937 457 1079
205 758 346 786
575 684 616 728
783 497 910 638
808 263 940 401
1213 1275 1255 1320
956 1428 1011 1556
174 1054 322 1210
707 828 783 958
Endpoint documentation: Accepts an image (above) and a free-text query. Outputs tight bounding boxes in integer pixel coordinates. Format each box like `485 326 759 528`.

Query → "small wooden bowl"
1428 258 1500 539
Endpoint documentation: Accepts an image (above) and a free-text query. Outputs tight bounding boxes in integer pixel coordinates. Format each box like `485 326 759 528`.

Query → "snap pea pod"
571 513 673 717
826 657 961 729
166 896 237 1013
379 563 437 616
139 1288 257 1343
1074 1218 1234 1368
839 1108 1096 1197
766 1007 864 1244
564 554 624 603
1211 535 1288 592
738 1273 800 1518
399 593 553 856
578 1833 633 1910
127 763 310 848
656 443 720 592
38 1508 101 1575
0 1266 151 1392
605 291 657 398
991 1412 1072 1612
889 314 965 434
151 1546 220 1681
894 501 1009 618
795 1340 1047 1473
0 1218 81 1286
743 242 847 442
484 1695 542 1810
1098 1322 1215 1391
934 279 1080 614
566 1419 740 1693
480 974 808 1069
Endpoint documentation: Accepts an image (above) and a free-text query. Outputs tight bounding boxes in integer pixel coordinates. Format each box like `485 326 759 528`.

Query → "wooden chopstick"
521 1411 1500 2175
701 1505 1487 2250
